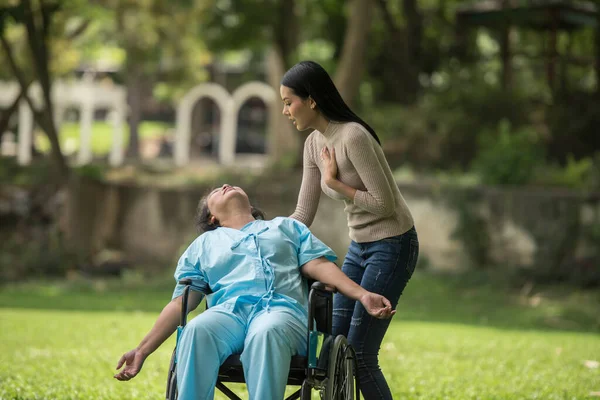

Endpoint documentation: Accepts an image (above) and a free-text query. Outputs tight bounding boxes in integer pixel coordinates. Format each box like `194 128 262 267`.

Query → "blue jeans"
332 226 419 399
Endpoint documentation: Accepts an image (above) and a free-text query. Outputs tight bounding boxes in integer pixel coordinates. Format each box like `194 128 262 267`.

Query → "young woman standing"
281 61 419 399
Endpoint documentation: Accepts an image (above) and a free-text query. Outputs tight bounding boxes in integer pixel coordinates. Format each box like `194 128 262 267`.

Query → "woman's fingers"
116 354 126 370
381 296 392 308
114 367 137 381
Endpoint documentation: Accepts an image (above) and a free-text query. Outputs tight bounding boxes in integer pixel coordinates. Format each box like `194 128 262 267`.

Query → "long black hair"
195 188 266 233
281 60 381 145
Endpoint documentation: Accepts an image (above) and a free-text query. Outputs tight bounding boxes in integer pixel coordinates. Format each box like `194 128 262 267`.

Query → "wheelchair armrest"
308 281 335 334
177 279 212 327
310 281 337 293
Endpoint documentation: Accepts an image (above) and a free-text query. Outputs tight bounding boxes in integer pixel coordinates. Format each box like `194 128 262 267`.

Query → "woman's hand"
359 292 396 319
321 146 338 186
114 349 147 381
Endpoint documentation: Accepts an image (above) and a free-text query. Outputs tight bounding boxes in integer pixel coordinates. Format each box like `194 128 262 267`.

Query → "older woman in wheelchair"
114 184 395 400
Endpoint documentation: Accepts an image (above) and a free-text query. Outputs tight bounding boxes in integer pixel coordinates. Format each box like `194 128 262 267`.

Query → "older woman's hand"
114 349 147 381
359 293 396 319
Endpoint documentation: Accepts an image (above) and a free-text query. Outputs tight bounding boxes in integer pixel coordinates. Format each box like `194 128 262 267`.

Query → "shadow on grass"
1 268 599 334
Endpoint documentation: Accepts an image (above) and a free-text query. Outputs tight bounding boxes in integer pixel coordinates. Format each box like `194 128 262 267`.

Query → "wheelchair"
166 279 360 400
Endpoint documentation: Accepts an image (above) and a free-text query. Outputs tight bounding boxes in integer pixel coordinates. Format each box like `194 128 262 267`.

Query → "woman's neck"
221 213 255 230
313 114 330 135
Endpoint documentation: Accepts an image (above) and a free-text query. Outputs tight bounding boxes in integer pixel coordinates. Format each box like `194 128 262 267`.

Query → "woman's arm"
324 127 395 217
301 257 395 319
290 137 321 227
114 291 203 381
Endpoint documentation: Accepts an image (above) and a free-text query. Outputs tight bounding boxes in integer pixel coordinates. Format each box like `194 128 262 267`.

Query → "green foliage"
362 103 441 170
0 157 52 186
0 227 77 282
425 69 533 168
471 120 544 185
362 61 536 171
72 164 106 181
200 0 278 51
533 154 595 189
264 149 299 173
546 92 600 164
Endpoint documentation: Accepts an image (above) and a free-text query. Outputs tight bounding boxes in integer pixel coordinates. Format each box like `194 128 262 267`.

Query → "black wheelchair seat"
218 354 308 385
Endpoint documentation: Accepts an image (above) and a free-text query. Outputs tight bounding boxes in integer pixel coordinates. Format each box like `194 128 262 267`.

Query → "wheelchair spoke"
324 336 356 400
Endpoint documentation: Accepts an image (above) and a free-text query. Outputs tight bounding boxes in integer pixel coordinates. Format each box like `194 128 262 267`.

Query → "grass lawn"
0 270 599 400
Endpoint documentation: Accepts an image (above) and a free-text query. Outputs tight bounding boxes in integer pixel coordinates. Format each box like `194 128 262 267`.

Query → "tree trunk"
596 11 600 98
273 0 299 69
269 1 303 168
2 2 68 182
403 0 423 64
266 47 303 168
125 62 143 159
334 0 375 107
0 88 25 140
500 24 512 90
402 0 423 102
373 0 423 104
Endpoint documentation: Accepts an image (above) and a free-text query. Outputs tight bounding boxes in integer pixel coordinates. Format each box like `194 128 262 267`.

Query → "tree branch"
375 0 400 34
66 19 90 40
0 33 41 119
22 0 52 103
0 84 28 135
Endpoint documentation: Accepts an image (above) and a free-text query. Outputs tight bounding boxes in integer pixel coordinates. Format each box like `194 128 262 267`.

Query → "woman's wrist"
326 179 357 201
324 177 338 188
357 289 370 302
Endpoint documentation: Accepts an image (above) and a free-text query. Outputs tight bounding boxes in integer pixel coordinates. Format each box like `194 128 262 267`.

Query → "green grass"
34 121 172 156
1 271 599 399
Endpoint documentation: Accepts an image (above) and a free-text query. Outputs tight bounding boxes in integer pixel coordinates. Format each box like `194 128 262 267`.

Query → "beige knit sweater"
290 121 415 243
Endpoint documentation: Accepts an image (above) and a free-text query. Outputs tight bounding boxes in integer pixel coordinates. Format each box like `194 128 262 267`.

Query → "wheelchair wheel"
300 380 312 400
166 349 178 400
324 335 358 400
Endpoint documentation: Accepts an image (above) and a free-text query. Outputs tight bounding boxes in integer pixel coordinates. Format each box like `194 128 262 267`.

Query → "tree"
0 0 71 183
197 0 378 163
334 0 375 106
88 0 210 159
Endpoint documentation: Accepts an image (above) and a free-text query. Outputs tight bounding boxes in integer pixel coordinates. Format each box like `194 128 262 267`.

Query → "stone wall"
65 176 600 272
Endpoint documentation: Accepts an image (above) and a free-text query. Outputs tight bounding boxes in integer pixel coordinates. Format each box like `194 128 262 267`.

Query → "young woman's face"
206 184 250 223
280 85 317 131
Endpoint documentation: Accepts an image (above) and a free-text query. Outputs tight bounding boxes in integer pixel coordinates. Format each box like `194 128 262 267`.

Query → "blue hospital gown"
171 217 336 400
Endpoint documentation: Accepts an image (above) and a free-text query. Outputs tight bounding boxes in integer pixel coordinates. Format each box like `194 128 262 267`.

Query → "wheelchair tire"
324 335 357 400
166 349 178 400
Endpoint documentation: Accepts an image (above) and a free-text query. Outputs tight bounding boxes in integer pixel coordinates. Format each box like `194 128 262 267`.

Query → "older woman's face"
206 184 250 221
280 85 317 131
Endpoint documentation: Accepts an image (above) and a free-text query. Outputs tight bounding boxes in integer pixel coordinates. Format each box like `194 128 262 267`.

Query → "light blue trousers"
176 302 307 400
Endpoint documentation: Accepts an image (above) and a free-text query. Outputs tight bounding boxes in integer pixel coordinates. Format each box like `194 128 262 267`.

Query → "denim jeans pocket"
406 238 419 277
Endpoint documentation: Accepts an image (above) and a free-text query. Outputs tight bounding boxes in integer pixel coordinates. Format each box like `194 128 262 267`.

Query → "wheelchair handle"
308 282 334 333
310 281 337 293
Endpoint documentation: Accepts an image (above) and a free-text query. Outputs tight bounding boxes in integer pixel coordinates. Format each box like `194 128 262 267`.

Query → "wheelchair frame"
166 279 360 400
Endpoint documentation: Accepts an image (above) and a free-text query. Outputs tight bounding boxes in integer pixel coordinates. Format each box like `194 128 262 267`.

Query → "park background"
1 0 599 399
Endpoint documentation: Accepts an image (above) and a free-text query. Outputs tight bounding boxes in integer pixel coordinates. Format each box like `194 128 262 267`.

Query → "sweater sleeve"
289 134 321 227
345 127 395 217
